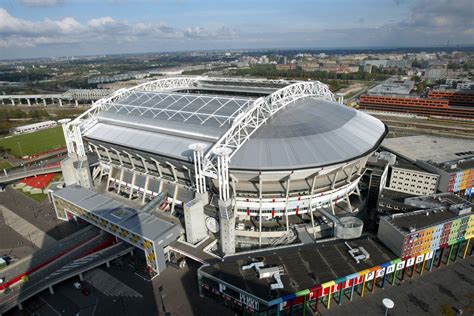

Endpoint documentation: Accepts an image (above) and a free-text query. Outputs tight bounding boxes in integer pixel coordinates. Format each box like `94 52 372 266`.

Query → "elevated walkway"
0 238 132 314
168 238 220 264
0 166 61 184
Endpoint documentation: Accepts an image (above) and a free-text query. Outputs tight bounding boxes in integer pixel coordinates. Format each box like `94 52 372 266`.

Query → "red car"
81 288 90 296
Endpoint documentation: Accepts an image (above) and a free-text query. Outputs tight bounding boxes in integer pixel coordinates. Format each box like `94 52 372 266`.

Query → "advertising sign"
396 261 406 271
376 269 385 278
386 264 395 274
416 254 425 264
365 271 375 282
406 257 415 267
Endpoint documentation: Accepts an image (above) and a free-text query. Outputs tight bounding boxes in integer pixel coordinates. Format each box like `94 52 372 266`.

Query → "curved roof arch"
201 80 336 177
69 77 386 175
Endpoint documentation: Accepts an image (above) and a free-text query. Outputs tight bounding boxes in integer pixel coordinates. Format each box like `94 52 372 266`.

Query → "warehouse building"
428 90 474 107
378 193 473 258
387 161 439 196
383 136 474 197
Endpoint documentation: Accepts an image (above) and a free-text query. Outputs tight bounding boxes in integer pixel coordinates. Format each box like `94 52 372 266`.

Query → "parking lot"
321 255 474 316
5 253 232 316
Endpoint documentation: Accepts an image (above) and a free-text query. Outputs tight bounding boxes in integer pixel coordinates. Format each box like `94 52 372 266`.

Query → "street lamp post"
383 298 394 316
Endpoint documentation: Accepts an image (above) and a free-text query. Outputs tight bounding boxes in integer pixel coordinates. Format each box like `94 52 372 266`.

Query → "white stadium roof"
72 77 387 172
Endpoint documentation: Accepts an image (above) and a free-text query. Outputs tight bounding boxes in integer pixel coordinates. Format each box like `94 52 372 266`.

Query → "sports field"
0 126 65 157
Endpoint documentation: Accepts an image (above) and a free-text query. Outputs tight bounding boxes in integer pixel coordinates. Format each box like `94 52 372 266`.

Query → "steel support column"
142 175 150 205
309 174 318 239
117 168 125 194
447 244 454 266
429 252 436 271
371 275 376 292
455 241 463 261
258 176 263 247
438 247 445 267
327 287 332 309
350 279 355 301
463 238 471 258
420 257 427 275
361 278 366 297
381 267 387 288
129 172 136 200
284 176 292 232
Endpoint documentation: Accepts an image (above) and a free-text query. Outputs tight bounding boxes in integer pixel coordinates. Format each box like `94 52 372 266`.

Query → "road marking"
84 269 142 298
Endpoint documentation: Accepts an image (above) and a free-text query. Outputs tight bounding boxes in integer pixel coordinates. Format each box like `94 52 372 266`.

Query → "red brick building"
427 90 474 107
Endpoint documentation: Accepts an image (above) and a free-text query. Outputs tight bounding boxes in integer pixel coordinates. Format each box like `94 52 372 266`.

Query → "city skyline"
0 0 473 59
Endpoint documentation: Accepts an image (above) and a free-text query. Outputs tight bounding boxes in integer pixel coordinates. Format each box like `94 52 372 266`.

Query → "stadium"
51 77 388 274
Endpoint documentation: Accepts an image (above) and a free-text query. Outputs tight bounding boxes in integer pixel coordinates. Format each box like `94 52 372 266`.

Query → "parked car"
81 288 90 296
73 282 82 289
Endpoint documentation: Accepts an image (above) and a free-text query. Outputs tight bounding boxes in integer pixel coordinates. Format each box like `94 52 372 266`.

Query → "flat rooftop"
382 135 474 165
201 237 396 301
386 209 462 233
380 188 417 202
392 157 436 174
404 193 472 210
368 82 414 95
52 185 179 245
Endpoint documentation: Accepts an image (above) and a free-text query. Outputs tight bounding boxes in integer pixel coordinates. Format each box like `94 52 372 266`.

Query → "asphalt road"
0 226 97 282
14 253 234 316
11 254 474 316
320 255 474 316
0 212 37 261
0 232 111 311
1 155 64 178
0 186 87 241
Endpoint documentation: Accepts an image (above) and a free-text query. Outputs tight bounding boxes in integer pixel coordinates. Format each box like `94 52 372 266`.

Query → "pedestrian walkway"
83 268 143 298
0 205 56 249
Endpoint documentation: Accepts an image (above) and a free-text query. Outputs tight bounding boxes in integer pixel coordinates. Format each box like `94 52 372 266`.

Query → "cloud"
18 0 63 7
285 0 474 47
0 8 82 35
0 8 237 51
0 0 472 58
183 26 237 39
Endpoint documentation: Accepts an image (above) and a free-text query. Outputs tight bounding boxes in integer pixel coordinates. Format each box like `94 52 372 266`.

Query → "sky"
0 0 473 59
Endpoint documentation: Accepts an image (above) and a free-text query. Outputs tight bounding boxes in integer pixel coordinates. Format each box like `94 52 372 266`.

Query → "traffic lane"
1 242 129 312
1 227 98 280
0 233 109 303
4 155 65 174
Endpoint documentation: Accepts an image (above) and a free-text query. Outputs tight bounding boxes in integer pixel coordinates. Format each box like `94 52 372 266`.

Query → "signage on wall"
415 254 424 264
386 264 395 275
376 268 385 278
396 261 406 271
406 257 415 267
219 283 226 293
425 251 434 260
365 271 375 282
239 293 260 310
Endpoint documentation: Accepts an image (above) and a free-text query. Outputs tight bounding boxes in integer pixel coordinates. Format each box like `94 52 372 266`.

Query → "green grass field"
0 126 65 157
0 160 11 170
